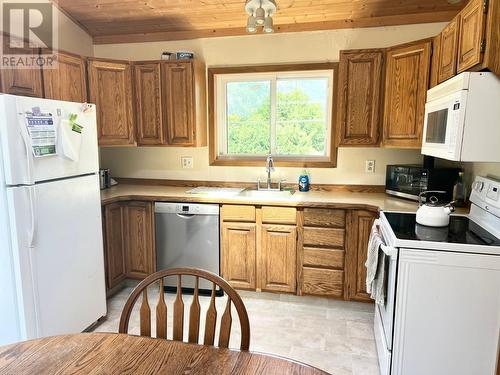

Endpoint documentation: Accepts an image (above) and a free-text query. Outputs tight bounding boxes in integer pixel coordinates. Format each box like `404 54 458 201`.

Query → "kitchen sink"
238 189 295 199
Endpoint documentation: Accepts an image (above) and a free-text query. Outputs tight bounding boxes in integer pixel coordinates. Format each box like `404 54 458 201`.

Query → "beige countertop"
100 184 439 213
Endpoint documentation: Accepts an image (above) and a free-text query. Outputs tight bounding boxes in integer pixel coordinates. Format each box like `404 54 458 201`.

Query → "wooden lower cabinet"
221 222 257 290
104 203 127 289
125 201 155 279
261 225 296 293
221 205 297 293
103 201 155 289
298 208 347 298
302 268 344 297
345 210 378 302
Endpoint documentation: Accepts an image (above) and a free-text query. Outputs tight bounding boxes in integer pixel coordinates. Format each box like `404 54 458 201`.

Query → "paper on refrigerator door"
59 115 83 161
24 112 57 157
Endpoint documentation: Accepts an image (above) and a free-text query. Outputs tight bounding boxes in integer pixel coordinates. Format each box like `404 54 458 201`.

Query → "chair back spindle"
119 268 250 351
156 278 167 339
204 283 217 346
173 275 184 341
140 290 151 337
188 276 201 344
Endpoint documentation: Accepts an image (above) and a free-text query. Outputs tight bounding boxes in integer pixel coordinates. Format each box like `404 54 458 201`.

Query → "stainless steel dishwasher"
155 202 220 294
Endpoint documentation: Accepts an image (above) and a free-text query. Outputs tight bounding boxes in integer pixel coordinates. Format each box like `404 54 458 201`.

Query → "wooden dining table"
0 333 330 374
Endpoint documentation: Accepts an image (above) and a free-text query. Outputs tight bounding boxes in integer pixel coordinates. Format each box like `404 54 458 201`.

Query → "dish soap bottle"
453 171 466 207
299 170 310 192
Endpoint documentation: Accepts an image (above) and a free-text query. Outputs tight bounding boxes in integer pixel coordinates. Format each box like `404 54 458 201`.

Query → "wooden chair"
118 268 251 350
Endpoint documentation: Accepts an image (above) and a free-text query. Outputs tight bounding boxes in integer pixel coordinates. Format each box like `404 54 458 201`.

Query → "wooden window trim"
208 63 339 168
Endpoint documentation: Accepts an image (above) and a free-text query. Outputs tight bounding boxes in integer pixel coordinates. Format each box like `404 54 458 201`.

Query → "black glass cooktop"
384 212 500 246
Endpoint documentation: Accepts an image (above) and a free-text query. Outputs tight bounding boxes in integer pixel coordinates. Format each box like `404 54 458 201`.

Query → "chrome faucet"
265 155 275 189
257 155 284 191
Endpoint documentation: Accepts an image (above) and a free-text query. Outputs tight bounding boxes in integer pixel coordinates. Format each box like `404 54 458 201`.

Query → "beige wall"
96 22 500 185
56 9 93 56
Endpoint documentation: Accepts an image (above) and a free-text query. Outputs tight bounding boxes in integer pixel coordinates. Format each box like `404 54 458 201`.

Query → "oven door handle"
380 244 398 257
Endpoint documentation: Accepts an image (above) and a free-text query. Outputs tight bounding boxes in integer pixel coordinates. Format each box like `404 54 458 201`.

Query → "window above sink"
208 63 338 168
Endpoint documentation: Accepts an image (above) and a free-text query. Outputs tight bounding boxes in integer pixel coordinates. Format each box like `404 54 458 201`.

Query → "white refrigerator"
0 94 106 345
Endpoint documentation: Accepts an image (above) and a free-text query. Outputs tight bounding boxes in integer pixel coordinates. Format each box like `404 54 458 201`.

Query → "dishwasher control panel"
155 202 220 215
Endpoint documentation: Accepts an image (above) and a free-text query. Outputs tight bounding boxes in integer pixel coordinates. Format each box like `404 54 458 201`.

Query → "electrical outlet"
181 156 193 169
365 160 375 173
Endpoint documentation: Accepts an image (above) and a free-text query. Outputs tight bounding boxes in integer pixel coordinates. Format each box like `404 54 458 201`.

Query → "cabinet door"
261 225 297 293
104 203 127 289
0 36 43 97
221 222 256 290
457 0 486 73
438 16 460 83
162 62 195 146
43 52 87 102
337 49 383 146
346 210 377 302
125 201 155 279
134 63 164 145
382 40 431 149
429 34 441 88
88 59 135 146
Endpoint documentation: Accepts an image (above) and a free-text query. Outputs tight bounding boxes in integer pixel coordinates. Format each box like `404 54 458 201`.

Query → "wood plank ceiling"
54 0 465 44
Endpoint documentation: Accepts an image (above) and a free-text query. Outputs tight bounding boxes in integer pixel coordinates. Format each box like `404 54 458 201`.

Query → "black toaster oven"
385 165 461 201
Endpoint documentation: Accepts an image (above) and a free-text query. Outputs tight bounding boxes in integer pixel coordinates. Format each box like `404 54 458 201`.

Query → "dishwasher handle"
176 213 195 219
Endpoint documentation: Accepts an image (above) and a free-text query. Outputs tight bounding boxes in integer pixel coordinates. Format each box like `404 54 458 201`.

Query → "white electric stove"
375 176 500 375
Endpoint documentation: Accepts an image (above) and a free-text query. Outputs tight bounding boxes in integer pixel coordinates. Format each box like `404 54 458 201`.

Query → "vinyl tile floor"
92 286 380 375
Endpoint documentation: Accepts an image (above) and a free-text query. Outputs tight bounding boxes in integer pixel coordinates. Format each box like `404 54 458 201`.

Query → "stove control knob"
473 181 484 192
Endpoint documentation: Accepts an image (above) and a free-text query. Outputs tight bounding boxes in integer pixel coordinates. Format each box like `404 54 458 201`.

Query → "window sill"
209 155 337 168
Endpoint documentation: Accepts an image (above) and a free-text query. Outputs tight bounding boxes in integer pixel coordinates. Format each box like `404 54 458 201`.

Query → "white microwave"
422 72 500 162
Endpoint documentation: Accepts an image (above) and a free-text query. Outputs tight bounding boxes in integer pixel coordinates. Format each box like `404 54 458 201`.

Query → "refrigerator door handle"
18 117 34 183
28 187 36 248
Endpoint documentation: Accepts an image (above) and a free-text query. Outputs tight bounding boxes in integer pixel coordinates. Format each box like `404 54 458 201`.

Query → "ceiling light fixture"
245 0 276 34
247 14 257 33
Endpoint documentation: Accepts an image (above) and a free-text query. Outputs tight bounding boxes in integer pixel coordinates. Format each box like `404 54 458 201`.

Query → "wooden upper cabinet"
382 40 431 149
337 49 384 146
104 202 127 289
125 201 155 279
162 62 195 146
429 34 442 88
0 35 43 97
133 62 164 145
438 16 460 83
221 222 256 290
42 51 87 102
88 58 135 146
162 60 207 147
260 224 297 293
457 0 486 73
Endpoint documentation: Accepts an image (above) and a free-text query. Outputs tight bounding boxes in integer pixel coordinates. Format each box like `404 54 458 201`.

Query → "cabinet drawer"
262 206 296 224
303 208 345 227
221 205 256 222
303 247 344 269
302 267 344 297
303 227 345 248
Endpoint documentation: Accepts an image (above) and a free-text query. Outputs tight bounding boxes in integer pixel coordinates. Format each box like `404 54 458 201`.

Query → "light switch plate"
365 160 375 173
181 156 193 169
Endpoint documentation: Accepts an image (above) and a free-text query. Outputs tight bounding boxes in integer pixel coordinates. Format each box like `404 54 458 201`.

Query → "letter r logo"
2 2 54 49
